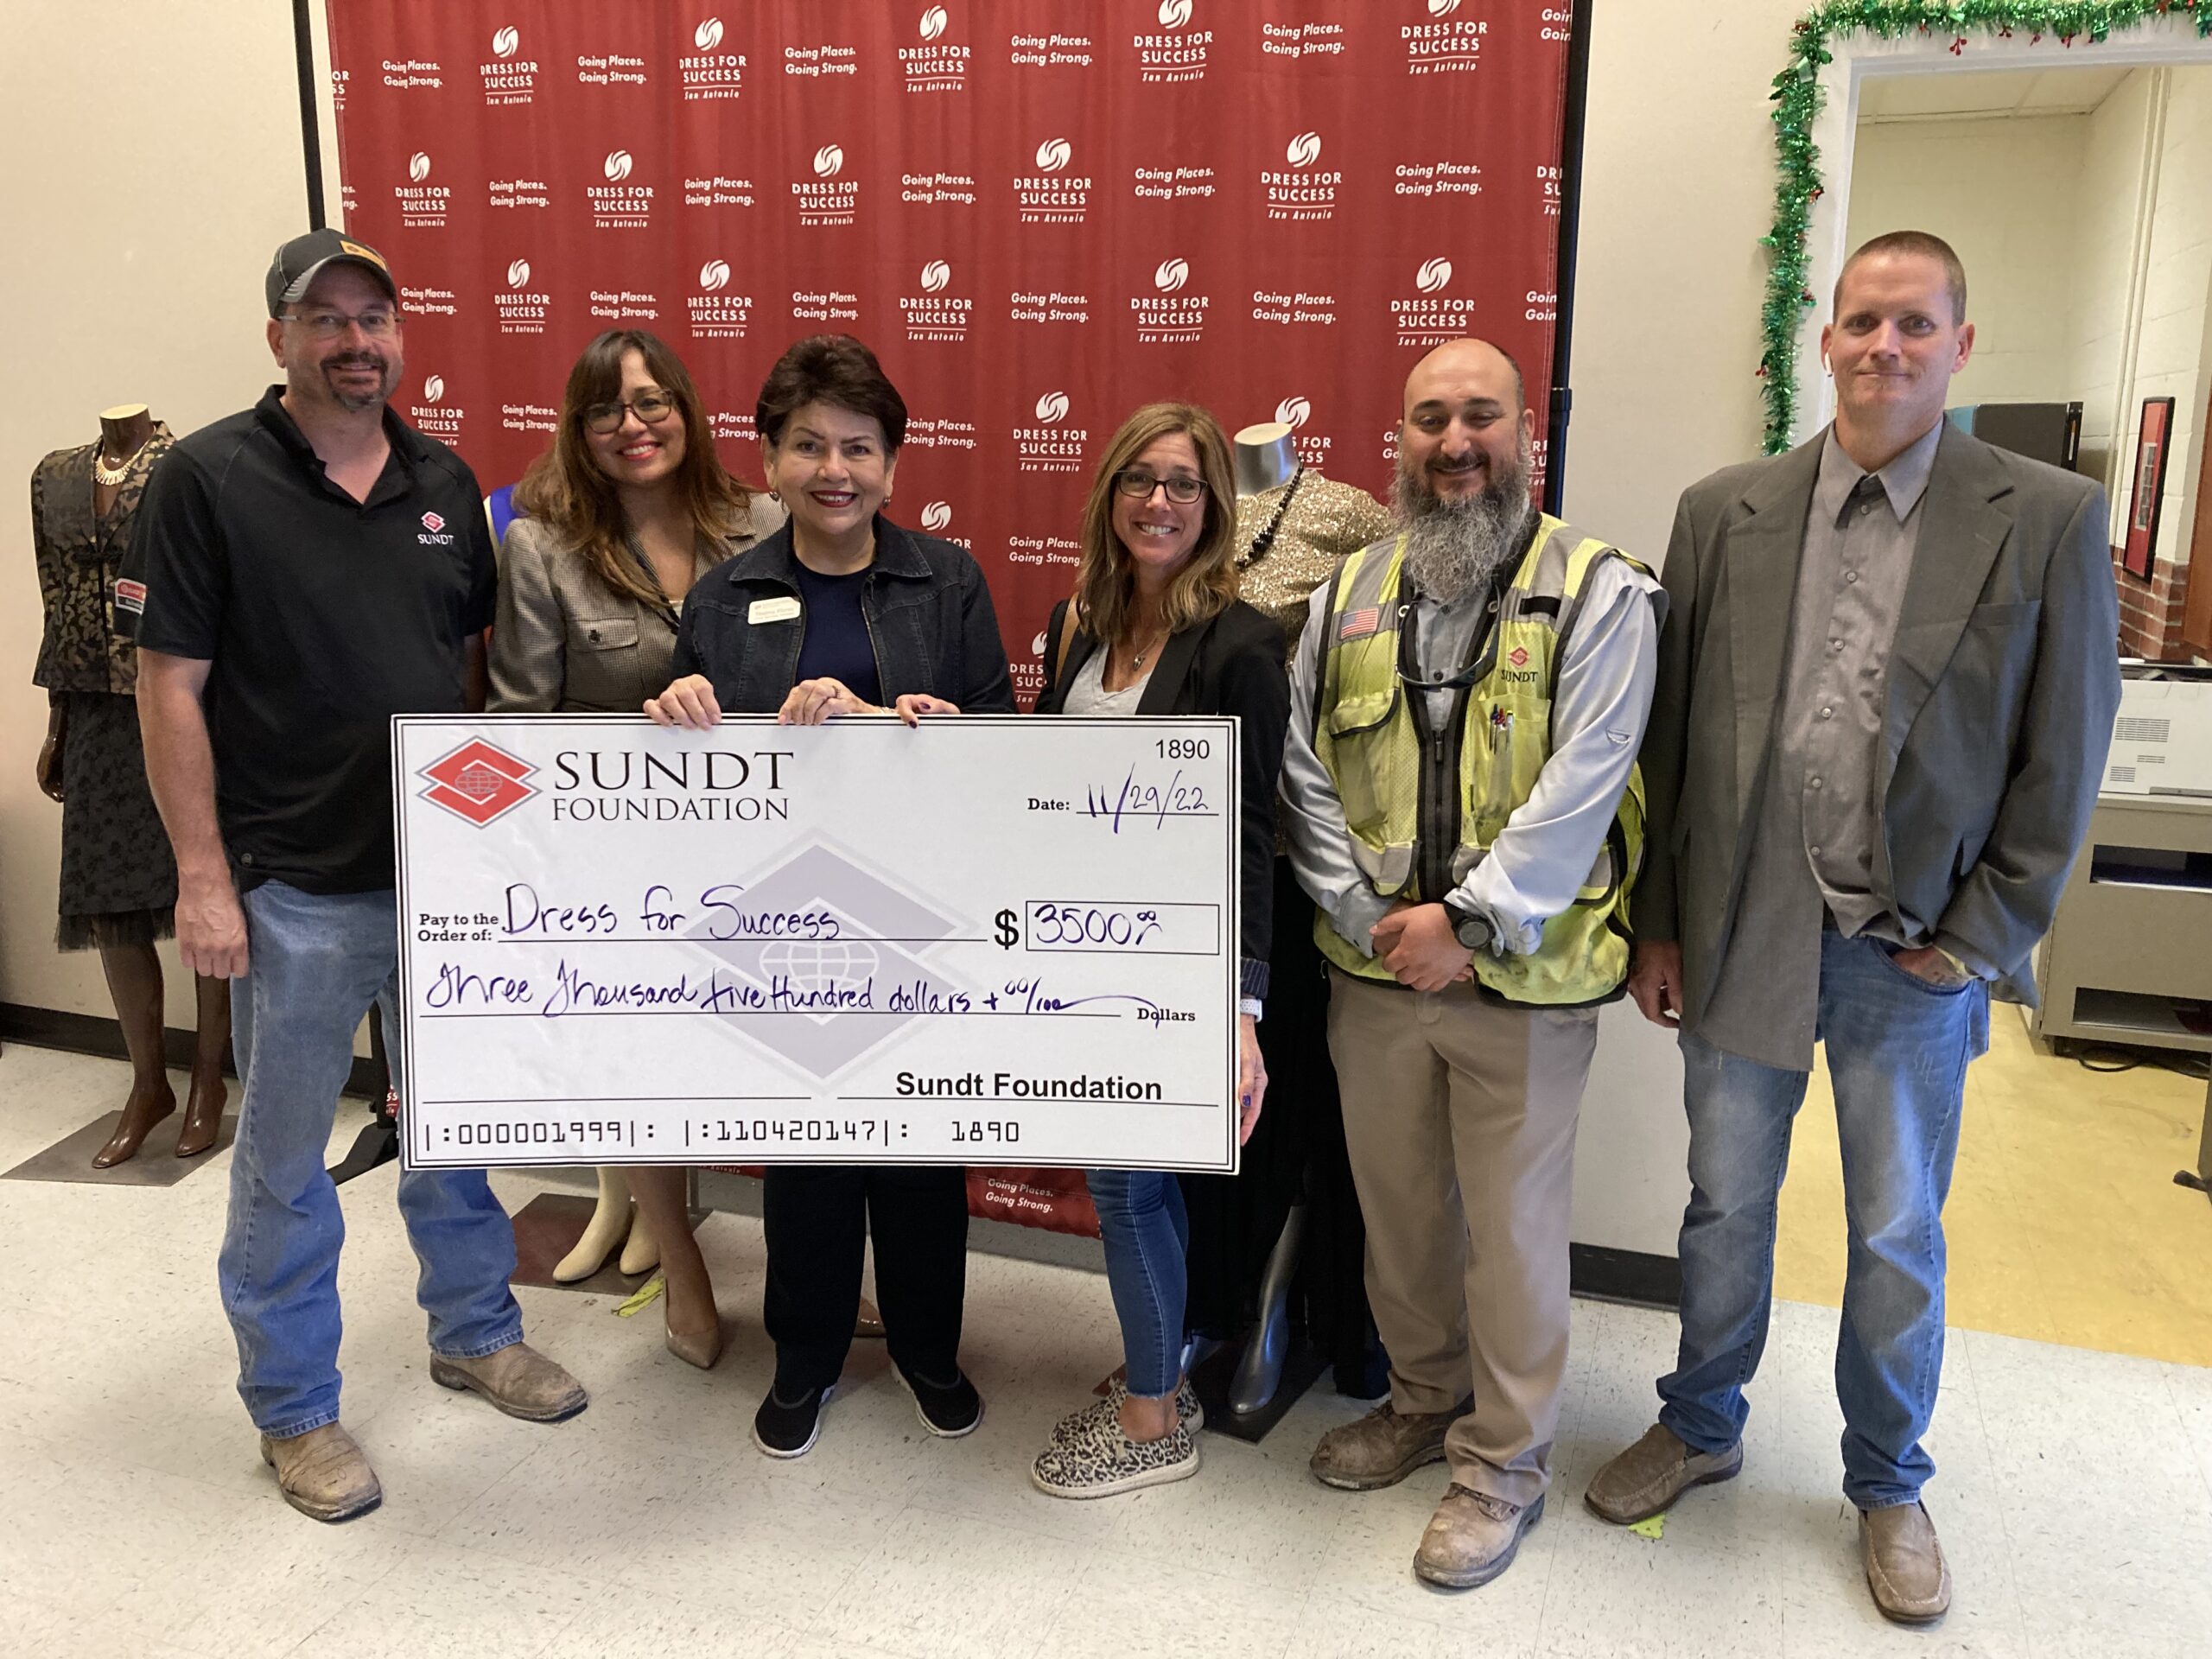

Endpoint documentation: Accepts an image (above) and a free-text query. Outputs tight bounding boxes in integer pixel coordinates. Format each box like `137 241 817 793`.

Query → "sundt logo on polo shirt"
420 740 537 828
422 512 446 531
418 509 457 546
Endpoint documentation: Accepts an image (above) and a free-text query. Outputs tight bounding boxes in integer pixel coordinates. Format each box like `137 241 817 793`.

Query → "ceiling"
1858 66 2133 121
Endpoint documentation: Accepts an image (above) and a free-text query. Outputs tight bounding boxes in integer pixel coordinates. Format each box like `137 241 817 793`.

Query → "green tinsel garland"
1760 0 2211 452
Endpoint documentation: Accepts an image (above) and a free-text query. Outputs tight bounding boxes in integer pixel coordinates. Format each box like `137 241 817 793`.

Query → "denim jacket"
667 515 1014 715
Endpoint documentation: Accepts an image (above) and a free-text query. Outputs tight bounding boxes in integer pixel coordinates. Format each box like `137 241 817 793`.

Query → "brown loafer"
1413 1484 1544 1589
260 1422 381 1522
1861 1501 1951 1624
429 1340 588 1423
1584 1421 1743 1524
1310 1397 1470 1491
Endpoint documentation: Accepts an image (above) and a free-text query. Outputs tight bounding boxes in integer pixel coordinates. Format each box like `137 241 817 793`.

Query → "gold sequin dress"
1232 470 1395 664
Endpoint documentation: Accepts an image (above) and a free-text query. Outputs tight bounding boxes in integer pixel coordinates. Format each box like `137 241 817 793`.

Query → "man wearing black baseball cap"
121 230 588 1523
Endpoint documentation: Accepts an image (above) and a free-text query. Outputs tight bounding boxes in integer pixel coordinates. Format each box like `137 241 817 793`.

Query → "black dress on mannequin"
32 410 232 1165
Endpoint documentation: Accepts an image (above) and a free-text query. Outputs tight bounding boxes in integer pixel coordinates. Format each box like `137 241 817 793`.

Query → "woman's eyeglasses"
582 391 679 435
1114 468 1207 505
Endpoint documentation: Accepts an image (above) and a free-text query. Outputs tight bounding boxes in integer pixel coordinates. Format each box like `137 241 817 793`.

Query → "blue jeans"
1660 930 1990 1510
220 881 524 1437
1087 1168 1189 1398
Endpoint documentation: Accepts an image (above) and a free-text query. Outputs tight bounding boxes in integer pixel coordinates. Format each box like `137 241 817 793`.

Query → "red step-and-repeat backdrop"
327 0 1574 1231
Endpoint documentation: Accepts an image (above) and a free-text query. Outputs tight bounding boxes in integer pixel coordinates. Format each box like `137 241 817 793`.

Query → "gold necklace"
92 440 147 487
1128 622 1169 671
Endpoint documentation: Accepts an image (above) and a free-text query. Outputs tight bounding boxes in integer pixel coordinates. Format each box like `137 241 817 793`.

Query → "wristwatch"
1441 899 1491 953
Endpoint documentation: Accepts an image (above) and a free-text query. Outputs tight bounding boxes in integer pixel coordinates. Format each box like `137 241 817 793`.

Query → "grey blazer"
1639 423 2120 1020
488 494 784 713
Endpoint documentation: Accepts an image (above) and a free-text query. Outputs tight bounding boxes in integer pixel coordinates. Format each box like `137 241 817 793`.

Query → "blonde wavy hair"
513 329 754 610
1072 402 1240 649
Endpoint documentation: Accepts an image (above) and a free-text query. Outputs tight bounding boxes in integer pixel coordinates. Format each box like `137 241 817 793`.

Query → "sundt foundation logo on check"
420 740 538 827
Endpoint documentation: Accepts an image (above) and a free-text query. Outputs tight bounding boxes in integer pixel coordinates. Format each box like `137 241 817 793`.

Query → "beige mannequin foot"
618 1193 661 1274
553 1168 635 1282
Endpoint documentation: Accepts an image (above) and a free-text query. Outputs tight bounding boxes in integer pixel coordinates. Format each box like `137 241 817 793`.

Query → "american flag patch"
1338 606 1382 641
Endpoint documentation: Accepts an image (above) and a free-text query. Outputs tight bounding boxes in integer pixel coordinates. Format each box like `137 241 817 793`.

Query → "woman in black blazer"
1027 402 1289 1499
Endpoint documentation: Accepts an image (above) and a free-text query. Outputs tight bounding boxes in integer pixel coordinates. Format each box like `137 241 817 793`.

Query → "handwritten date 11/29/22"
1026 762 1214 834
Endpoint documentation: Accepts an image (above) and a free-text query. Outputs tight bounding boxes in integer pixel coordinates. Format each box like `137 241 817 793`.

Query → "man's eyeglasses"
582 391 680 435
284 308 400 340
1114 468 1207 505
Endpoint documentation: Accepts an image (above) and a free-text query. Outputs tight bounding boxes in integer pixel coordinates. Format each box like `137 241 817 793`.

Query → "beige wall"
0 1 340 1031
1845 113 2088 411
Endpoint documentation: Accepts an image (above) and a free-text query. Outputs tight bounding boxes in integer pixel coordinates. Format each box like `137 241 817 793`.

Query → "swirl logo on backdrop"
498 257 550 339
410 373 462 442
396 149 450 228
795 142 860 228
689 259 752 341
680 14 747 101
1260 127 1340 223
480 25 537 105
904 4 969 92
1133 0 1210 83
1394 256 1475 347
587 149 653 231
1134 257 1209 346
1018 138 1090 226
1035 392 1071 424
903 260 970 344
1404 0 1486 75
921 501 954 533
1274 395 1333 467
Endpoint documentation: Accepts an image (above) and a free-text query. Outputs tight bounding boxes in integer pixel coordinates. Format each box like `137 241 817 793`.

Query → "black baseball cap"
265 228 398 317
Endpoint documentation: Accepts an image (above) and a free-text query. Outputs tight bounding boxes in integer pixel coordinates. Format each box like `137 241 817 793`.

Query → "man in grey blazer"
1583 232 2120 1624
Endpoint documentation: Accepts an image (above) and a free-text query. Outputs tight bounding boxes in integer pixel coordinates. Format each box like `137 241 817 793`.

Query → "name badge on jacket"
748 596 802 625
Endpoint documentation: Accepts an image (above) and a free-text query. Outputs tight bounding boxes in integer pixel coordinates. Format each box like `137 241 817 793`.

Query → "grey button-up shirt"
1696 421 1942 1071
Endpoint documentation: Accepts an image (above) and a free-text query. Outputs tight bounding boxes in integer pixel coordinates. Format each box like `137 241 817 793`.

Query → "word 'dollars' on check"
392 714 1242 1173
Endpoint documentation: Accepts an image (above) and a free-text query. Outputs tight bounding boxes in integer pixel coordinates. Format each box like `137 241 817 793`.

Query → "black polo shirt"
122 386 496 893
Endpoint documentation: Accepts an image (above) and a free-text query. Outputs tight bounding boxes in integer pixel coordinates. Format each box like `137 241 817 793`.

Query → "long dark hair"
514 329 754 608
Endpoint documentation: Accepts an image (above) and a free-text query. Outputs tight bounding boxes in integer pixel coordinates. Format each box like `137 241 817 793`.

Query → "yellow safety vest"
1311 514 1648 1006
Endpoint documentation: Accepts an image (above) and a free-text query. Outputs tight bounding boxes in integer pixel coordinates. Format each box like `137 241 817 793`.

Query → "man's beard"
1392 442 1533 603
310 351 396 414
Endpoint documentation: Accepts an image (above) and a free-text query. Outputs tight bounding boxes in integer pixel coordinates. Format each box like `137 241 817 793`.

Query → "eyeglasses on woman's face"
582 390 679 435
1113 467 1207 505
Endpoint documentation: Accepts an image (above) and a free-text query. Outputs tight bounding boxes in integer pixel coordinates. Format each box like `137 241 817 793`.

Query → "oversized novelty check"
393 714 1240 1173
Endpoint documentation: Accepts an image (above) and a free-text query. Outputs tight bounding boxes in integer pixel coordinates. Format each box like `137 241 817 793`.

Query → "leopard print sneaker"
1032 1416 1199 1499
1048 1380 1204 1448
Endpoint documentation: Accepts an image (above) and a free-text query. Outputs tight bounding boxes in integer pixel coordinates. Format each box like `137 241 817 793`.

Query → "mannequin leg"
552 1168 635 1282
619 1181 662 1275
633 1167 717 1366
92 940 175 1167
177 972 232 1158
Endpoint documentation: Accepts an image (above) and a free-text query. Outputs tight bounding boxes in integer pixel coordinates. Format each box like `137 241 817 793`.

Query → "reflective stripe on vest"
1311 514 1649 1007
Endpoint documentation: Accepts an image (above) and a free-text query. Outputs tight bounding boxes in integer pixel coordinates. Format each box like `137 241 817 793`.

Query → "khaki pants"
1327 967 1597 1507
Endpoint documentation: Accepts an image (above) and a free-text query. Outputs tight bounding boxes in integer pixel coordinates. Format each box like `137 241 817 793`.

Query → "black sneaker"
753 1382 835 1459
894 1365 983 1438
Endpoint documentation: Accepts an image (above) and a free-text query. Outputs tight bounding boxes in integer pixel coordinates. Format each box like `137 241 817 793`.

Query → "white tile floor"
3 1044 2208 1658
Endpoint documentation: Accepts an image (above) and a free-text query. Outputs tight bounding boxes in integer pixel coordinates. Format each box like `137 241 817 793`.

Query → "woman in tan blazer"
489 327 779 1369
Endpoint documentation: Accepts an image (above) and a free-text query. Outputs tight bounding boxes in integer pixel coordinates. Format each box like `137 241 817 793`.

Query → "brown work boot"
1413 1484 1545 1589
430 1340 588 1423
1310 1397 1469 1491
1861 1501 1951 1624
259 1422 381 1522
1583 1421 1742 1524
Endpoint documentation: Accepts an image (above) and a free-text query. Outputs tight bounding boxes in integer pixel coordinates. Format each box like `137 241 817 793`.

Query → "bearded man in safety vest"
1281 338 1663 1590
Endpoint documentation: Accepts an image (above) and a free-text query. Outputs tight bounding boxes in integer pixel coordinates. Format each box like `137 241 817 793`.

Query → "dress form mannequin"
33 405 232 1166
1179 422 1395 1413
